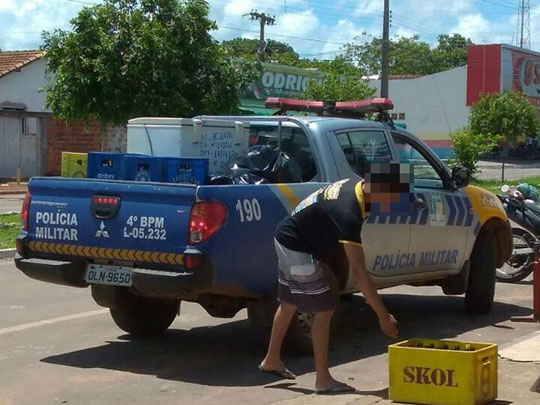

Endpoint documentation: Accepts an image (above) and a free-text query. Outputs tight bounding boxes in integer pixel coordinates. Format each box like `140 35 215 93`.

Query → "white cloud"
450 13 515 45
1 0 538 54
0 0 84 50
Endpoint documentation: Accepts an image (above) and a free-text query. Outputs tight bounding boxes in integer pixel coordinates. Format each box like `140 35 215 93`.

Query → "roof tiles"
0 50 44 78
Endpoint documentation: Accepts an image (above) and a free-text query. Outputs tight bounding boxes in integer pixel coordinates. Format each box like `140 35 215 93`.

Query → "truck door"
392 132 468 274
328 128 414 279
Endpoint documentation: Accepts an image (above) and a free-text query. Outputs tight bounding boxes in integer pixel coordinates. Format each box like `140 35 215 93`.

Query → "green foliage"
472 176 540 195
344 33 472 76
0 214 19 249
450 127 500 175
470 91 540 145
430 34 472 72
42 0 254 124
302 74 375 102
299 56 373 102
222 38 299 64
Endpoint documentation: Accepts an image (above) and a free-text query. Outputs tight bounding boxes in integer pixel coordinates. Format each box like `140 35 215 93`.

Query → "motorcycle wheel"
496 228 535 283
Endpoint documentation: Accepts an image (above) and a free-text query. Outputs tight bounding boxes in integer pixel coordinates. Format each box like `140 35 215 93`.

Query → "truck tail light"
188 202 227 244
91 196 121 219
21 192 32 231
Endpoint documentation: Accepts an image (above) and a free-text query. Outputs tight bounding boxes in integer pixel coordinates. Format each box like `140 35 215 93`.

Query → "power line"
218 25 346 46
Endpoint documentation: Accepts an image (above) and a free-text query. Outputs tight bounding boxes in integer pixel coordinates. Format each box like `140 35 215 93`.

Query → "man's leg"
260 301 297 373
312 310 339 390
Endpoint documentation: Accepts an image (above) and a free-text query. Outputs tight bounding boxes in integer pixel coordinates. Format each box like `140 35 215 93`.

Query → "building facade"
0 51 125 179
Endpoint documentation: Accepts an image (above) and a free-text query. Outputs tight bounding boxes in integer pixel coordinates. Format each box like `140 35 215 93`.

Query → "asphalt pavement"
1 258 539 404
0 193 24 214
476 160 540 181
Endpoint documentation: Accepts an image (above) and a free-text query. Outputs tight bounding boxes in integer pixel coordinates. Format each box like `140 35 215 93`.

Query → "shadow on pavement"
41 293 531 388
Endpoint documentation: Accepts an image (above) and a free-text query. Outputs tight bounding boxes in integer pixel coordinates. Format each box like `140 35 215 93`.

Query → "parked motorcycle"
496 185 538 282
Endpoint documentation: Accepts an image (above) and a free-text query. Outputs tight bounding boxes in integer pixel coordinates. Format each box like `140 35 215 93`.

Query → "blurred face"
363 163 413 214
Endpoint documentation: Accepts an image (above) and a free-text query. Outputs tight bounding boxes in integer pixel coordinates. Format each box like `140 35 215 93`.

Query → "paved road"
1 259 539 404
0 194 24 214
477 161 540 181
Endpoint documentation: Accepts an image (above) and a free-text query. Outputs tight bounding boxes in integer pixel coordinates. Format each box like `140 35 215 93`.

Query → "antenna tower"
516 0 531 49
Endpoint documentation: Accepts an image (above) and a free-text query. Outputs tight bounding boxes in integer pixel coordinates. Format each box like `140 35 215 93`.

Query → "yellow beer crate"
61 152 87 178
388 338 497 405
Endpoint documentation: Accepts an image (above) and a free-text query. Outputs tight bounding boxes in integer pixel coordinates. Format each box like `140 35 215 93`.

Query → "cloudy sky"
1 0 540 57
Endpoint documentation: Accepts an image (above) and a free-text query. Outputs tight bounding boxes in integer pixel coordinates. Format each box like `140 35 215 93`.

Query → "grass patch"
471 176 540 195
0 214 20 249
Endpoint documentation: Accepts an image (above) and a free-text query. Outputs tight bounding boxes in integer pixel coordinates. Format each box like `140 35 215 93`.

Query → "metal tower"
516 0 531 49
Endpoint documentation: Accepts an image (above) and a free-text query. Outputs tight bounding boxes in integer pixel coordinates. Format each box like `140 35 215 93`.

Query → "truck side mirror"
451 166 470 189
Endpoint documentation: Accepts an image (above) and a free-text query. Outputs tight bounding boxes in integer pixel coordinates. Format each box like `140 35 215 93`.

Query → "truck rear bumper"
14 251 214 299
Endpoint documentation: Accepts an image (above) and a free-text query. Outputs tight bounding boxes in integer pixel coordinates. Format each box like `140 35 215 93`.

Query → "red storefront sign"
466 44 540 107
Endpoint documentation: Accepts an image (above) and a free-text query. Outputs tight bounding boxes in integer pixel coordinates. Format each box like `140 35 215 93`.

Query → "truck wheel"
110 288 179 336
465 234 496 314
285 311 315 355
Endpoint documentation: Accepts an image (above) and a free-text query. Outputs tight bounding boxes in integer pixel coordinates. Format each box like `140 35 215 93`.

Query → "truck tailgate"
25 177 196 266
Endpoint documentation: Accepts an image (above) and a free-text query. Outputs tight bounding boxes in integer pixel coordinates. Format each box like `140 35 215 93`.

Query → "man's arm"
343 243 398 339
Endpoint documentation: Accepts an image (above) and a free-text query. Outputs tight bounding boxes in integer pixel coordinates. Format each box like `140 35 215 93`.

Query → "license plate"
85 264 133 286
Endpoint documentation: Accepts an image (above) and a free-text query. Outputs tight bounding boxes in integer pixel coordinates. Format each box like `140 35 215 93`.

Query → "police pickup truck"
15 98 511 349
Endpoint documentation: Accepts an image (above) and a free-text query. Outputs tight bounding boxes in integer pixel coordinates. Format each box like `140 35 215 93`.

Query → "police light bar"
336 98 393 113
265 97 324 113
265 97 393 115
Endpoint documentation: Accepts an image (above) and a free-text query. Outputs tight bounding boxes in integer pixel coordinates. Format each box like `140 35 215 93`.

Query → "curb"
0 248 16 259
0 190 27 195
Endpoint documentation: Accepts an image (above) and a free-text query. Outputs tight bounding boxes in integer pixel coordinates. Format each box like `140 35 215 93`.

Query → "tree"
450 127 500 176
343 33 474 76
42 0 256 124
344 34 432 76
301 56 374 102
469 91 540 146
222 38 300 65
431 34 472 72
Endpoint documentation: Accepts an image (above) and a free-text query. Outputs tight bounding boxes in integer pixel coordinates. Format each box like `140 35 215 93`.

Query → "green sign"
242 62 326 101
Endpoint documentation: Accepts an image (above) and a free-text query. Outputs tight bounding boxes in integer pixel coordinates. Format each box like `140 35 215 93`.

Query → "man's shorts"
274 239 339 313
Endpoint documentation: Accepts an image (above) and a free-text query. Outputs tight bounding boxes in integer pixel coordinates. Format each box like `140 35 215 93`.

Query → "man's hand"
379 313 398 339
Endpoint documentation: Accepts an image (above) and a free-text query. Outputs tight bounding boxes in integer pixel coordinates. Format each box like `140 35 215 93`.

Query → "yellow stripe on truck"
463 186 508 225
277 183 300 208
27 241 184 265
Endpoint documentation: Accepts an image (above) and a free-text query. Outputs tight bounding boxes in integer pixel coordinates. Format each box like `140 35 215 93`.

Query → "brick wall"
45 117 126 175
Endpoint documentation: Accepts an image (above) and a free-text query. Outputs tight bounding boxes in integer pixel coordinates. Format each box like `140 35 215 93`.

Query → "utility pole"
248 11 275 62
381 0 390 98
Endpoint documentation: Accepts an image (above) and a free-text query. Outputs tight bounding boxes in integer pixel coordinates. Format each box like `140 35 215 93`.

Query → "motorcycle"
496 185 539 283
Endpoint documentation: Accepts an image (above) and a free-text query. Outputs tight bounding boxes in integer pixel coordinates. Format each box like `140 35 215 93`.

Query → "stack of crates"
388 338 498 405
87 152 209 184
61 152 87 178
124 155 163 182
87 152 128 180
162 157 209 185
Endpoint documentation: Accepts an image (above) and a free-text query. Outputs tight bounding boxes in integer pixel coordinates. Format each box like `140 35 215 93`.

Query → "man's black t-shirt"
275 179 366 257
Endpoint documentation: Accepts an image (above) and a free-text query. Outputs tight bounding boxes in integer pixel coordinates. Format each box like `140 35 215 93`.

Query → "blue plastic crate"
163 157 209 185
87 152 128 180
124 155 163 182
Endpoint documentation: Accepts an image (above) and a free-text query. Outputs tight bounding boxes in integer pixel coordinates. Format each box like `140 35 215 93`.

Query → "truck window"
392 134 444 189
249 125 317 182
335 130 392 176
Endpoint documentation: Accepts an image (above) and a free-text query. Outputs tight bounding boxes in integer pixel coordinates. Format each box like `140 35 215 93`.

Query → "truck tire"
465 234 496 314
285 311 316 355
110 288 179 336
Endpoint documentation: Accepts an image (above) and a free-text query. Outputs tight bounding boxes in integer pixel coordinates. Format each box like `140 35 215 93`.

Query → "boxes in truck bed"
87 152 128 180
61 152 87 178
162 157 209 185
124 155 163 182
